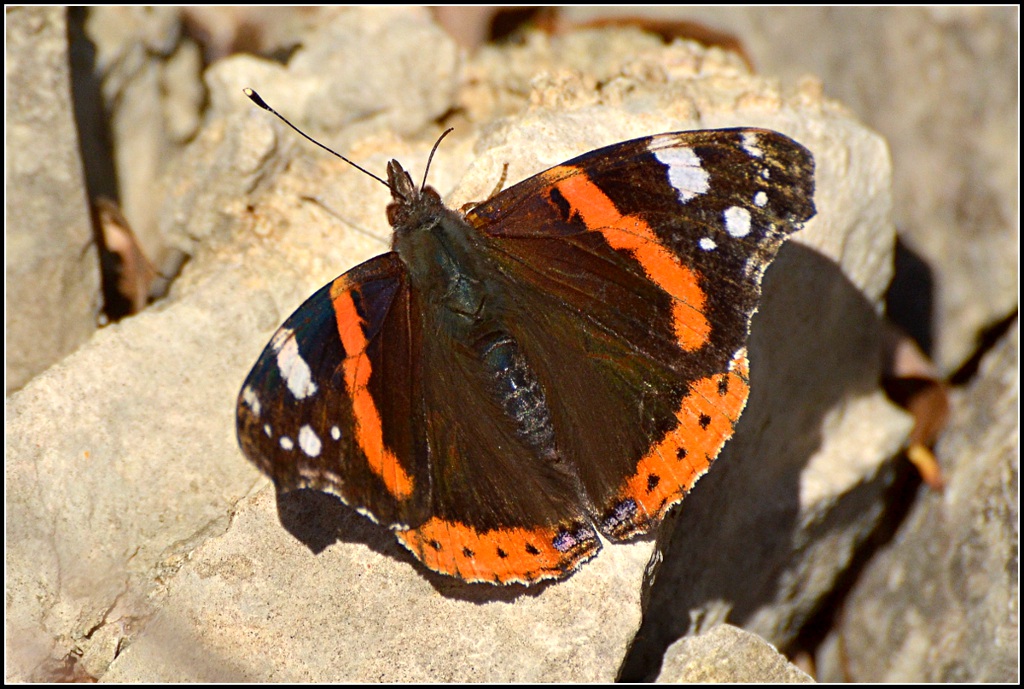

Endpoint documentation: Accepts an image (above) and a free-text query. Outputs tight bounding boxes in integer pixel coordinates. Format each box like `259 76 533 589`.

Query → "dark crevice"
949 310 1018 386
68 8 120 204
885 235 936 358
67 8 135 324
68 8 193 323
489 8 549 43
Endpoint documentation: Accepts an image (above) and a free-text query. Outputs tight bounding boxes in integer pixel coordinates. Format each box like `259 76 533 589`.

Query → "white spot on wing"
742 132 764 158
699 237 717 251
272 328 318 400
299 425 322 457
754 190 768 207
731 347 749 368
241 385 261 417
263 424 272 437
280 436 295 451
354 505 384 525
331 426 341 441
724 206 752 238
652 143 710 202
298 465 343 486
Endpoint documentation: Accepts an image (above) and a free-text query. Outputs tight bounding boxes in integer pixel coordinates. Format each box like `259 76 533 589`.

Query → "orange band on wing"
551 168 711 351
331 279 414 501
396 517 598 584
618 351 750 533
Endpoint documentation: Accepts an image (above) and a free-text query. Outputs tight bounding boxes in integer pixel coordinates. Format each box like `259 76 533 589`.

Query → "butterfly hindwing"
394 310 604 582
387 200 603 583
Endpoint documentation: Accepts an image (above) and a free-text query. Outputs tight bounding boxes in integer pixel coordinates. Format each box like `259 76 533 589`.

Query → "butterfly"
237 89 815 584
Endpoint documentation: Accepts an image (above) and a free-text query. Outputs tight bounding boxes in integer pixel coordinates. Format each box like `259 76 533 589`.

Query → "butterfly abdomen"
477 331 558 461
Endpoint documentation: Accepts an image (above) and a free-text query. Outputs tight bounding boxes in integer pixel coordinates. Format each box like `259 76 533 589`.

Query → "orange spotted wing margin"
467 128 815 541
237 252 432 529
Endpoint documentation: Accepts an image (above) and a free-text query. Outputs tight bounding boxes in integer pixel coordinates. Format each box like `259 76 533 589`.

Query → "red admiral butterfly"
237 89 815 585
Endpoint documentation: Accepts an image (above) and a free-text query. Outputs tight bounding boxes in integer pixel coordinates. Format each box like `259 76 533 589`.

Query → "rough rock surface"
818 323 1018 683
6 7 100 393
657 624 813 683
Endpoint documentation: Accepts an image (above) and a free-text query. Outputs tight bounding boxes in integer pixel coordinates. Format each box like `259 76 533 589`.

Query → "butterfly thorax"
386 160 493 326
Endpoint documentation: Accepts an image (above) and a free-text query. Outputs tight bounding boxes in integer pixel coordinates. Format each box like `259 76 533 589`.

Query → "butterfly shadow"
275 489 555 603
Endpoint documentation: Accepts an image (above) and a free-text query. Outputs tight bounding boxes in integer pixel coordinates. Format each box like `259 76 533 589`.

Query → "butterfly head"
385 159 446 234
385 126 454 234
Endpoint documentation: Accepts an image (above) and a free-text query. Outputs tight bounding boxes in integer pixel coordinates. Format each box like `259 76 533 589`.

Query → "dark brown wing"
466 128 815 538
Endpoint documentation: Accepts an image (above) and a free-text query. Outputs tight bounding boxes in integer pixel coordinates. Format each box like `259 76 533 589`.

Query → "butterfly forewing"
237 252 431 528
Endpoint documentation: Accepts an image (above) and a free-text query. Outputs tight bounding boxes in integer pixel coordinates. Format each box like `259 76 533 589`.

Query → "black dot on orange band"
647 474 661 492
699 413 712 429
429 540 442 550
676 447 688 460
496 547 508 559
718 377 729 395
525 543 540 555
462 547 474 558
548 187 572 221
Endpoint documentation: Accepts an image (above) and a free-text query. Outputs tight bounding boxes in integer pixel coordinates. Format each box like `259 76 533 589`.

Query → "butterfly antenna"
243 88 392 192
421 128 454 193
